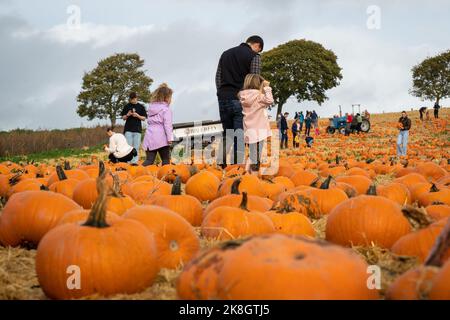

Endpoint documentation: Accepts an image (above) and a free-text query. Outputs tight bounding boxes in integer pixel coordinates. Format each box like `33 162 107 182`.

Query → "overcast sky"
0 0 449 130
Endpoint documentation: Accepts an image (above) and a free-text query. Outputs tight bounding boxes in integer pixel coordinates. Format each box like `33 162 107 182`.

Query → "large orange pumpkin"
326 195 412 248
35 173 159 299
124 205 200 269
215 235 380 300
0 191 81 247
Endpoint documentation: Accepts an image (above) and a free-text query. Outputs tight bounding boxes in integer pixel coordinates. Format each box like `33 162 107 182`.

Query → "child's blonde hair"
151 83 173 103
242 74 266 91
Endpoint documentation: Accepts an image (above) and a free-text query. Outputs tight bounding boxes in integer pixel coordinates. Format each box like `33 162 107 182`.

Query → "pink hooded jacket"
239 86 274 144
142 102 173 152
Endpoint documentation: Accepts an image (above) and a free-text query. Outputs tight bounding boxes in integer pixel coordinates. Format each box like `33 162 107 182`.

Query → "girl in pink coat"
239 74 274 174
142 83 174 166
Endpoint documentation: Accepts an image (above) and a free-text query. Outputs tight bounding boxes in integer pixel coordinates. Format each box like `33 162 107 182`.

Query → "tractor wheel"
326 126 336 134
339 127 347 135
360 120 371 133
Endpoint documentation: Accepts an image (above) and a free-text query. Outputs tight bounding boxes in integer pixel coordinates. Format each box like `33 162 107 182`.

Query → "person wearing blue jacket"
299 111 305 132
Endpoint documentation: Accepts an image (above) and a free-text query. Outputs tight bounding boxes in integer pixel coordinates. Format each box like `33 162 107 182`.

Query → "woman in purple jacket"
142 83 174 166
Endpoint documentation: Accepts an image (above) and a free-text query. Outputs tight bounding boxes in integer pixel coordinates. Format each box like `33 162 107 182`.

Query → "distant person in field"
311 110 319 128
305 136 314 148
356 113 363 133
104 127 137 164
419 107 427 121
363 109 370 120
142 83 174 166
121 92 147 165
396 111 411 157
292 119 300 148
305 112 312 136
215 35 264 168
434 102 441 119
280 112 289 149
298 111 305 132
239 74 274 174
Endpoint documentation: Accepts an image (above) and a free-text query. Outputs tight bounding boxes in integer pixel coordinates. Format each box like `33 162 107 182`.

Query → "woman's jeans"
397 130 409 156
124 131 141 164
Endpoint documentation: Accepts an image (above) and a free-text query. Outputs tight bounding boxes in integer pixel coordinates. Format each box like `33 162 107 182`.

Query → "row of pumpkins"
0 158 449 300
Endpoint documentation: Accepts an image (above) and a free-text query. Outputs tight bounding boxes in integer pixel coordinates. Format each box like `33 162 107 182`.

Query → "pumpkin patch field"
0 110 449 300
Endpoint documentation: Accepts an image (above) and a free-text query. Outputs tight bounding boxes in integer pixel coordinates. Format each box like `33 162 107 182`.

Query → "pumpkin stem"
98 161 105 177
189 165 199 176
335 155 340 165
239 192 249 211
231 178 242 195
401 205 434 229
8 173 22 186
83 161 110 229
430 184 440 193
56 165 68 181
320 176 332 190
424 218 450 267
40 184 49 191
171 176 182 195
367 185 377 196
64 161 71 170
109 173 123 198
310 177 320 188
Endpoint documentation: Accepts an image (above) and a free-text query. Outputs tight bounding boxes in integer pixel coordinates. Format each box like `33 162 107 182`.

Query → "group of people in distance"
277 111 318 150
105 84 174 166
419 102 441 121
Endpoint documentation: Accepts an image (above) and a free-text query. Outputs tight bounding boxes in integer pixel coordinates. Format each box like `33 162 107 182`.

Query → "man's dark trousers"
218 99 245 166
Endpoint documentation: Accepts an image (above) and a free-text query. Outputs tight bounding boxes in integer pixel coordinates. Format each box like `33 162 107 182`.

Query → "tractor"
326 116 371 134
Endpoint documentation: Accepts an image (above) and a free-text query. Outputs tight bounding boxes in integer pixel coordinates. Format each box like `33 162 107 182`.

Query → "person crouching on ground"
142 83 174 166
396 111 411 158
105 127 137 163
239 74 274 175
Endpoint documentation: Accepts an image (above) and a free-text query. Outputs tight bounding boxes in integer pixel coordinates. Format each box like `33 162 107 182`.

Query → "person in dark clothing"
305 136 314 148
120 92 147 165
397 111 412 157
280 112 289 149
305 112 312 136
350 115 359 133
215 35 264 167
434 102 440 119
419 107 427 121
292 119 300 148
311 110 319 128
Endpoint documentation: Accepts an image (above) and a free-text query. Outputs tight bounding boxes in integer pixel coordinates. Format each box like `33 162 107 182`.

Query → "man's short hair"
246 35 264 51
129 92 138 100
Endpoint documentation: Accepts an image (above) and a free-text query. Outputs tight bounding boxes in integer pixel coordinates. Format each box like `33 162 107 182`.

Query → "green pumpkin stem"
239 192 249 211
83 161 110 228
231 178 242 195
335 155 340 165
320 176 333 190
171 176 182 195
98 161 105 177
367 185 377 196
56 165 68 181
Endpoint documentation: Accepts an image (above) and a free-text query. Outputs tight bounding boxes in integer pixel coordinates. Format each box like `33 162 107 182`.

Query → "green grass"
0 145 104 163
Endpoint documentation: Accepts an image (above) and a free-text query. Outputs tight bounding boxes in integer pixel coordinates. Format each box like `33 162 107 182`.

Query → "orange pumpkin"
124 205 200 269
326 194 412 248
144 176 203 226
0 191 81 247
185 170 220 202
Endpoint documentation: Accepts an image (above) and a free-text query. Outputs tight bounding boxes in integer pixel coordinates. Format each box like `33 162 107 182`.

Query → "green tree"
77 53 153 126
261 39 342 116
410 50 450 105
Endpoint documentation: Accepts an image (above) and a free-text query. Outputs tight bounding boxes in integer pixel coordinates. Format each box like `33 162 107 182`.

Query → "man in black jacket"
280 112 289 149
397 111 411 157
215 35 264 167
434 102 441 119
